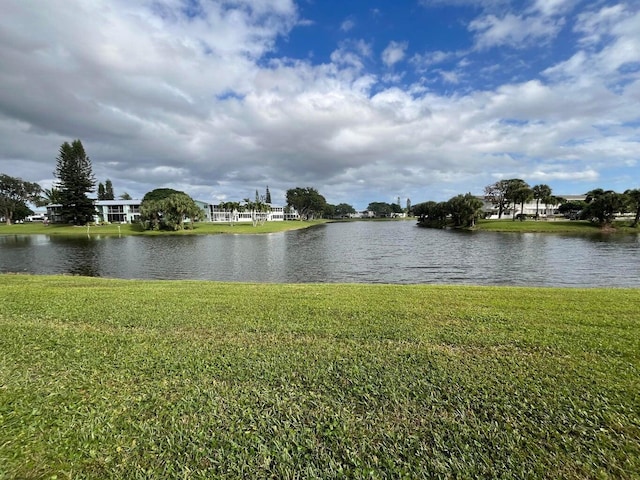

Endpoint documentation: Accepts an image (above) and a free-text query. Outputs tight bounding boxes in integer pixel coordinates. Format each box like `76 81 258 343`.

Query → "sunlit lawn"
476 218 638 233
3 218 638 236
1 275 638 478
0 220 327 236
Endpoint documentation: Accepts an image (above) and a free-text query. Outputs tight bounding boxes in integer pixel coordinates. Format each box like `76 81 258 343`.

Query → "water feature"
1 221 639 287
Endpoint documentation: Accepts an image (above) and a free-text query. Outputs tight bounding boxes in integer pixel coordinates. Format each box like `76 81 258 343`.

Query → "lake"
1 221 639 287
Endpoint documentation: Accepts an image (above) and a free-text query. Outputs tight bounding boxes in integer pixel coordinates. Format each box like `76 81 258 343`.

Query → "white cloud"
330 39 372 70
411 50 455 71
438 70 462 84
419 0 508 8
0 0 638 208
528 167 599 182
381 41 408 67
574 3 627 45
545 7 640 87
530 0 577 17
469 12 564 49
341 19 355 32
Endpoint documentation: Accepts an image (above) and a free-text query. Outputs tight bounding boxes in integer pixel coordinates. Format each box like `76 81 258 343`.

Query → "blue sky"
0 0 638 209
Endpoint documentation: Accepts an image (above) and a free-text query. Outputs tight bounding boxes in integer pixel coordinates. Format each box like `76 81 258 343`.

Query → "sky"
1 0 639 210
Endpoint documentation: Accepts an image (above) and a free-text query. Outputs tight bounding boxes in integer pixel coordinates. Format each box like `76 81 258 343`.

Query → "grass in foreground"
0 220 327 237
1 275 639 479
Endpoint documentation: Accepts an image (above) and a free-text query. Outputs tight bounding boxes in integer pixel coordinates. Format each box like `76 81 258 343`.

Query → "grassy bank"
475 218 638 234
0 220 327 237
4 218 638 236
1 276 638 478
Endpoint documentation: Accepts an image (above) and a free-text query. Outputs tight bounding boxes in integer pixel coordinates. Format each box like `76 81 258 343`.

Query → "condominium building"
47 200 297 224
479 195 586 219
208 204 296 222
47 200 142 224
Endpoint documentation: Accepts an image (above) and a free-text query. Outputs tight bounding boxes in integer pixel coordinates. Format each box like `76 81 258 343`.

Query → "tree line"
560 188 640 226
413 193 485 229
1 138 404 227
4 140 637 230
413 179 640 229
0 140 355 228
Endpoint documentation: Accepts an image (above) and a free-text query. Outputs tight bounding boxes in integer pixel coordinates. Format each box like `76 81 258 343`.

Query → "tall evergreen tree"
54 139 96 225
97 182 106 200
105 179 114 200
265 186 272 204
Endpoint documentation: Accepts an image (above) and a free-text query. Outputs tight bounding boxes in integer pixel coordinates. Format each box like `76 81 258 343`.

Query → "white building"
47 200 298 224
208 204 297 223
95 200 142 223
47 200 142 224
480 195 587 219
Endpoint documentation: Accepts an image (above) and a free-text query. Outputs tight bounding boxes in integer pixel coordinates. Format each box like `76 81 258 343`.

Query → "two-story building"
208 204 295 223
47 200 143 224
479 195 587 219
47 200 297 224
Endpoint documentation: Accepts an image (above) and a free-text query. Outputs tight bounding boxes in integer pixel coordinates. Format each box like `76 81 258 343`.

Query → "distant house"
194 200 212 222
478 195 587 219
25 212 47 222
47 200 142 224
95 200 142 223
208 204 295 223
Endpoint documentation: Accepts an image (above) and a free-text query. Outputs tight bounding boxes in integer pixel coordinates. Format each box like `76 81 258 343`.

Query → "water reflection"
0 222 639 287
46 236 104 277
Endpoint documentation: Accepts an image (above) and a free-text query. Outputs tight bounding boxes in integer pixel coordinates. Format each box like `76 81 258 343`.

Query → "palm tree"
543 195 565 219
584 189 626 225
36 187 62 207
244 197 270 227
219 201 241 226
532 184 551 219
624 189 640 227
513 186 533 221
501 179 530 220
446 193 484 227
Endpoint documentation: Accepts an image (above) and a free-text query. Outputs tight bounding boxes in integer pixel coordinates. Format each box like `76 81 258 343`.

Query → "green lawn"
0 220 327 237
4 218 638 237
475 218 638 234
1 275 638 479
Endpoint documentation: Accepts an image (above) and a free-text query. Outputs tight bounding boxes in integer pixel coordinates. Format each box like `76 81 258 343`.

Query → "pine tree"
265 186 272 204
97 182 106 200
54 139 96 225
105 179 114 200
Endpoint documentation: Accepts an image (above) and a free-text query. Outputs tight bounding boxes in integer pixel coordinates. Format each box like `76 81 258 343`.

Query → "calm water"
1 221 639 287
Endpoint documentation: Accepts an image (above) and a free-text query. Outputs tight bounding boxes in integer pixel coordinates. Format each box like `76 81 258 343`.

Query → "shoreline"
442 218 638 234
0 219 329 236
2 218 638 237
